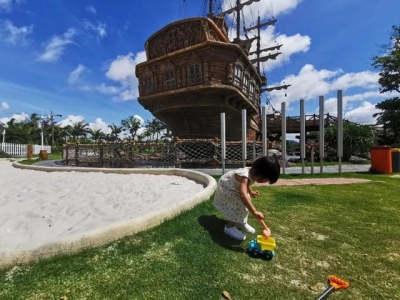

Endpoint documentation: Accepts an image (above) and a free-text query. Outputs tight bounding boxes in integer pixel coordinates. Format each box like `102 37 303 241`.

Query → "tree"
108 123 123 141
121 116 143 141
144 118 166 141
324 121 376 161
372 25 400 93
3 114 41 144
88 129 105 144
373 97 400 145
372 25 400 144
61 125 73 143
71 121 89 141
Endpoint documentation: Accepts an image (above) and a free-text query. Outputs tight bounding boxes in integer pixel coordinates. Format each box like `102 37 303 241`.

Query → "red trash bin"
370 146 392 174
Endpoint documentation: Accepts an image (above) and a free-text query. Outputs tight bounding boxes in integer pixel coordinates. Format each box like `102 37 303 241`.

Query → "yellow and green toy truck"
246 235 276 261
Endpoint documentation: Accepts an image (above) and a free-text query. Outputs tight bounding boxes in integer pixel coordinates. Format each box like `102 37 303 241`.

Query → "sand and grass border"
2 163 217 268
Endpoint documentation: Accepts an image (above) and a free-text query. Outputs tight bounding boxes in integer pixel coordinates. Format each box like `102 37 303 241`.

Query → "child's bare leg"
226 221 236 228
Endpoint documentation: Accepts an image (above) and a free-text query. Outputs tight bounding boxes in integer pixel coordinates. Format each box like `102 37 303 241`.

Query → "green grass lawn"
1 172 399 299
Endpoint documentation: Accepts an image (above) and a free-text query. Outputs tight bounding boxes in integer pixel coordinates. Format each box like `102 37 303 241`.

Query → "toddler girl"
213 156 280 240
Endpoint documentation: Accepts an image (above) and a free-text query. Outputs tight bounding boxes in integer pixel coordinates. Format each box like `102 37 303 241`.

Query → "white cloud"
253 26 311 70
68 64 86 85
344 101 381 124
102 51 146 101
88 118 111 134
0 0 20 12
0 112 28 125
265 64 399 125
58 115 85 128
0 101 9 111
96 83 120 94
57 116 112 135
330 71 379 91
83 20 106 38
106 52 137 81
37 28 77 63
85 5 97 15
268 64 382 109
322 91 391 119
0 20 33 45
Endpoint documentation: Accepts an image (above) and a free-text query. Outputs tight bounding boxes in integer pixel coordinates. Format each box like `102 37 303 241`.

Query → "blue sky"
0 0 399 138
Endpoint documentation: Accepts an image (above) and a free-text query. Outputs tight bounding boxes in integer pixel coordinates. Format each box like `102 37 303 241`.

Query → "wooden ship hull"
136 16 263 141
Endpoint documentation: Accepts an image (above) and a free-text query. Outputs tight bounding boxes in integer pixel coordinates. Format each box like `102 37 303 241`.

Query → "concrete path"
30 159 371 176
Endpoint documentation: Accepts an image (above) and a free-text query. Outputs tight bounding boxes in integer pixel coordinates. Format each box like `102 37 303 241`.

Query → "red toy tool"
316 275 349 300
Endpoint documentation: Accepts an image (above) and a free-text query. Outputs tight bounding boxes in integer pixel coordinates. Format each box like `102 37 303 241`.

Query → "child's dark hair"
251 156 280 184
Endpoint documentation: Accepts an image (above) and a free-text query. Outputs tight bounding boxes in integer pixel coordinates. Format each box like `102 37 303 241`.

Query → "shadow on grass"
198 215 245 253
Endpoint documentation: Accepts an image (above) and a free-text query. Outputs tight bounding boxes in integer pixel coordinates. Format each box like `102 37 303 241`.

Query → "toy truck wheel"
263 250 273 261
250 248 261 258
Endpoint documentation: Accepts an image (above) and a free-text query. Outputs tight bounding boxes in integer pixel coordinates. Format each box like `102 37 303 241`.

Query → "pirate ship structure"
136 0 288 141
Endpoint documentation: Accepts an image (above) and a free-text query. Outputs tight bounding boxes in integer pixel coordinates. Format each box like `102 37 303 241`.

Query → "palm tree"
61 125 73 143
52 124 64 147
5 115 41 144
108 123 123 141
144 119 156 141
71 121 89 141
144 118 166 141
121 116 143 141
153 118 166 141
88 129 105 144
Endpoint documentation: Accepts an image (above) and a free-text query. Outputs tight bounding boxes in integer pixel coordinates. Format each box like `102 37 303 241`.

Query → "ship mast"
245 16 278 73
208 0 213 17
218 0 261 41
244 16 291 93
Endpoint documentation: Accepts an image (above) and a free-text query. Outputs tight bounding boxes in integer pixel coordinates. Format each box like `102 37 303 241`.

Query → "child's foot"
224 226 246 240
236 223 256 234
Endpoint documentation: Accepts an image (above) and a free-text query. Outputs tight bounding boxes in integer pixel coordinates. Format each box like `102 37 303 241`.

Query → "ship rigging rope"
173 0 188 21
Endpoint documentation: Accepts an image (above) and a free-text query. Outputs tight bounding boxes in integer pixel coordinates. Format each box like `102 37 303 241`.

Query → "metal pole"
242 109 247 167
51 111 54 147
300 99 305 174
236 0 240 40
316 286 335 300
262 105 267 156
281 102 286 175
311 147 314 174
319 96 325 174
41 112 44 150
337 90 343 174
221 113 226 175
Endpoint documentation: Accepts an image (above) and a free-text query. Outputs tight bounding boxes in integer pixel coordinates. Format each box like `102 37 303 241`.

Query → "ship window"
143 77 153 93
249 82 255 100
165 71 175 90
189 64 201 84
234 65 243 86
243 74 249 94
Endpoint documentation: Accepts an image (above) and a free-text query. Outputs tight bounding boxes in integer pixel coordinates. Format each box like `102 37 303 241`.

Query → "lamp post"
50 111 62 147
40 113 44 150
0 122 5 148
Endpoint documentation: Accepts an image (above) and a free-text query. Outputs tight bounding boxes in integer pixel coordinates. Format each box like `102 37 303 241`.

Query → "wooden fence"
0 143 52 157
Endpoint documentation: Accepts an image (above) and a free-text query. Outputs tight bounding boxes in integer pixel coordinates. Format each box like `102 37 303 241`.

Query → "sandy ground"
0 161 207 261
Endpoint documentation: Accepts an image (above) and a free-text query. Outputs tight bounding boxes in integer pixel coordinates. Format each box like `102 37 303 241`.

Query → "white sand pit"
0 161 216 268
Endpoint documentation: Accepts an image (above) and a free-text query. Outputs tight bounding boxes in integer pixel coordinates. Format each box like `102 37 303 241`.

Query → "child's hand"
262 227 271 238
249 190 260 198
253 210 264 220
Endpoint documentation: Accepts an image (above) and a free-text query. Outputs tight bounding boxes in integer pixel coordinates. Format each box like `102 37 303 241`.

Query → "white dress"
213 168 255 223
